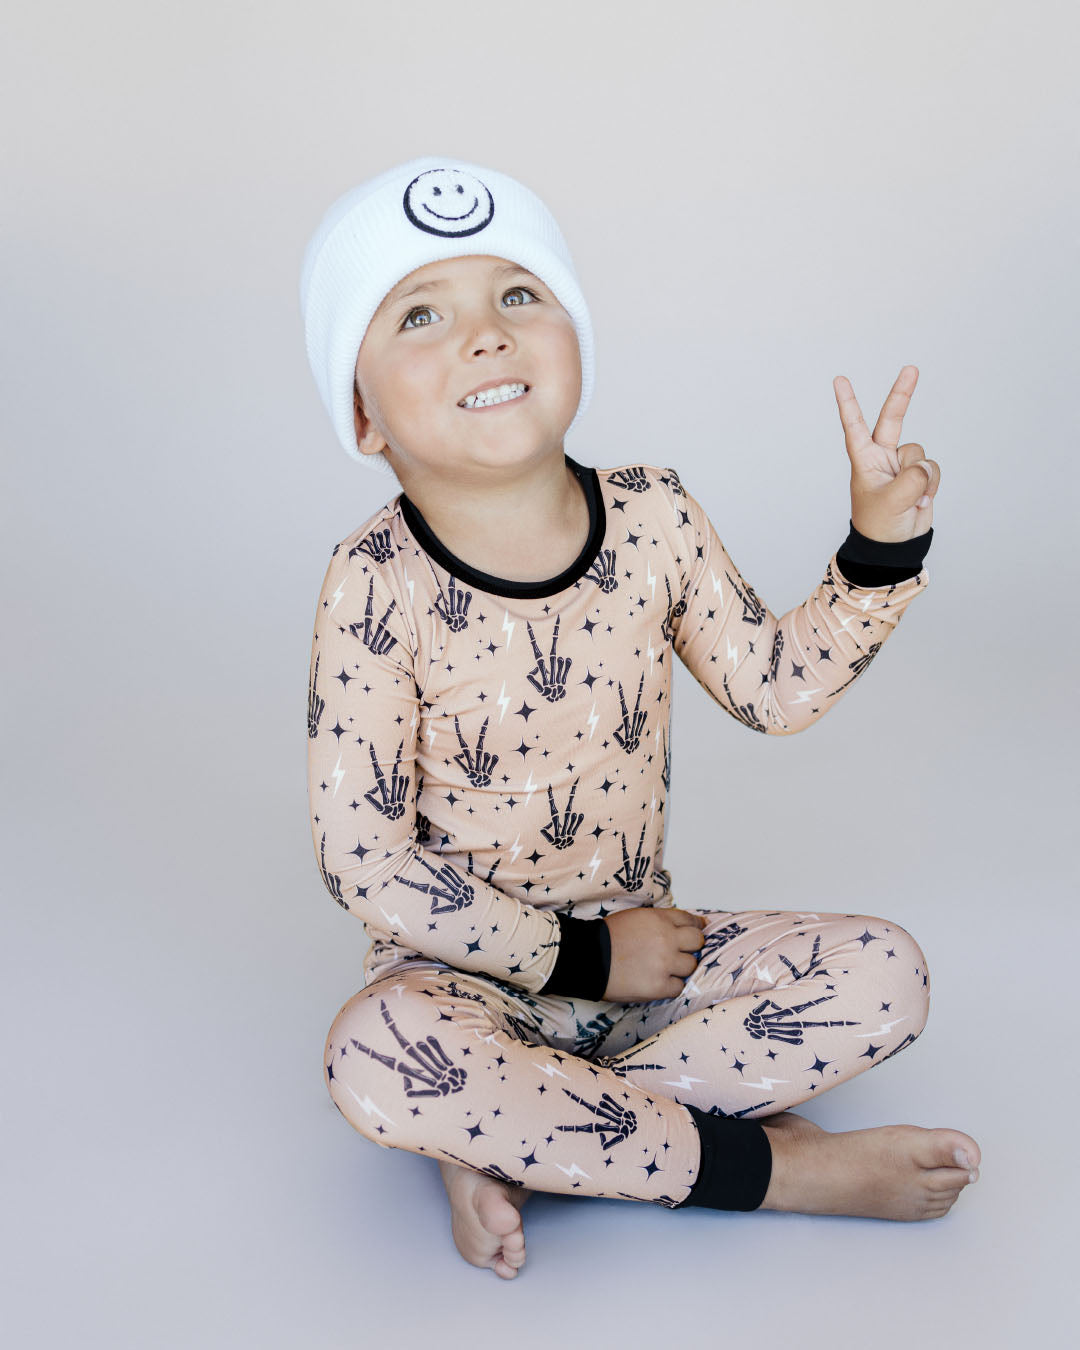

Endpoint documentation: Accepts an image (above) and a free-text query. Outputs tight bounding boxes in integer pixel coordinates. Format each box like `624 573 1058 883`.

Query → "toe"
919 1129 978 1172
923 1166 972 1194
476 1186 526 1240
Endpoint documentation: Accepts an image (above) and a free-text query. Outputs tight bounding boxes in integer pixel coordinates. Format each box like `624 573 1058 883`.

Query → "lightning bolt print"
496 680 511 723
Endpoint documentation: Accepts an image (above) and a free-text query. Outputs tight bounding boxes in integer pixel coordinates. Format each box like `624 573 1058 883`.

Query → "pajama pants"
324 907 931 1209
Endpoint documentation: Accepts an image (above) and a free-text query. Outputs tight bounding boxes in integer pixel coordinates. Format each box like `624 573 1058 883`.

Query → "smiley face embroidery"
402 168 495 238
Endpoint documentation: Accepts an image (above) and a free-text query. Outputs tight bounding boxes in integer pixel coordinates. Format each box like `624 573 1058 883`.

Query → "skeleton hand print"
346 998 468 1098
661 574 687 643
613 821 651 893
351 525 396 566
399 853 475 914
556 1087 639 1149
743 992 862 1045
614 670 647 753
307 651 324 738
541 782 584 850
317 831 347 909
348 575 399 656
719 672 767 733
526 615 571 702
586 548 620 594
364 738 409 820
453 714 499 788
662 466 686 496
433 574 472 633
725 569 766 627
608 466 652 494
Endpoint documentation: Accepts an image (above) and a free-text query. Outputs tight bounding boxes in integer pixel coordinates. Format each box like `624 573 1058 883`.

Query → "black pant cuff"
674 1102 773 1212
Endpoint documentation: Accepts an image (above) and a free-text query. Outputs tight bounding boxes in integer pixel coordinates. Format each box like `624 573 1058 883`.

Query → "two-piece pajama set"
306 456 933 1210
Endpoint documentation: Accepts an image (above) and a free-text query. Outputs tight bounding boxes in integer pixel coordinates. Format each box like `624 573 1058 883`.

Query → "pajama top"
306 457 932 998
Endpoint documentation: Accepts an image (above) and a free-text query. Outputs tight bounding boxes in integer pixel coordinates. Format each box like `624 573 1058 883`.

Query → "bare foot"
437 1159 535 1279
757 1110 981 1221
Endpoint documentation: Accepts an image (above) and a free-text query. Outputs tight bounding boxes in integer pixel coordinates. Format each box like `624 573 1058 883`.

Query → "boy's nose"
470 338 512 356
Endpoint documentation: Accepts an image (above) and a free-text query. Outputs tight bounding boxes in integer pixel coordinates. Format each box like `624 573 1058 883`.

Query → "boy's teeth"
460 382 527 408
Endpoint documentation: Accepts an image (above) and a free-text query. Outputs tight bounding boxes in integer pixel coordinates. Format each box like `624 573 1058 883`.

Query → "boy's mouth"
457 381 530 410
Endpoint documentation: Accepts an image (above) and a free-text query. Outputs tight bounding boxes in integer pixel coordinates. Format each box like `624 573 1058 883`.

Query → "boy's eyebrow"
387 262 535 306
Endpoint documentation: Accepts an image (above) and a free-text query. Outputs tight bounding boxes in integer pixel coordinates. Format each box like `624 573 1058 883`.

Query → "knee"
870 917 931 1034
322 973 467 1145
322 982 415 1141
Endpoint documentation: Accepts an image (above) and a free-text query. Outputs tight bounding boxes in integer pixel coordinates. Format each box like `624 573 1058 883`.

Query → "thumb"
897 460 935 508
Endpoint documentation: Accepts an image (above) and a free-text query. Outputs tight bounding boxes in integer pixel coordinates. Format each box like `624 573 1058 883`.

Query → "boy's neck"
397 451 590 584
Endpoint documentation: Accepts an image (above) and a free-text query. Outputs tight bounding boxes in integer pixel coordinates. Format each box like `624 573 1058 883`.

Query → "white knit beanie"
299 155 595 476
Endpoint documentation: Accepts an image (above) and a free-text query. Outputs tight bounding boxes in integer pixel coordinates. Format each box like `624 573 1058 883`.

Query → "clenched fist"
602 907 708 1004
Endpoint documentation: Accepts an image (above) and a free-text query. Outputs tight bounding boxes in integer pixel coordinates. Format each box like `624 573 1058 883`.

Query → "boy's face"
353 254 582 487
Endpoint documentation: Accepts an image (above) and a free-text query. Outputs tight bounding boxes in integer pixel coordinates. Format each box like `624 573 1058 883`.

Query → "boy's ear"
353 383 387 458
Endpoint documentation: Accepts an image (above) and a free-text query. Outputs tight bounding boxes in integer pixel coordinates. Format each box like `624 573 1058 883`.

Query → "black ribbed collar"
398 454 606 599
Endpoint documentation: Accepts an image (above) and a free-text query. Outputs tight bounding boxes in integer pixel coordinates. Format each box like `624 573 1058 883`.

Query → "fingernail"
968 1170 978 1183
917 495 930 508
954 1147 972 1168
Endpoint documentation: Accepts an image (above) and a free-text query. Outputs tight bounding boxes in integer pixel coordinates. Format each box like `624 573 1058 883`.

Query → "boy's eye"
398 286 540 331
503 286 540 307
400 305 437 331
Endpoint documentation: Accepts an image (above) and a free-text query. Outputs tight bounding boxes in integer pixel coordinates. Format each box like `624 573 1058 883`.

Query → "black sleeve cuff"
537 911 611 1000
835 520 933 587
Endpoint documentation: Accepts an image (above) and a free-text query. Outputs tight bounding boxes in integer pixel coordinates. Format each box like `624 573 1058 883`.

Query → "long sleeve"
665 472 931 735
306 539 610 998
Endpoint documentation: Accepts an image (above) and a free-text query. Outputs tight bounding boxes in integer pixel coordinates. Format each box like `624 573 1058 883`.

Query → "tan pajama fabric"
307 459 931 1204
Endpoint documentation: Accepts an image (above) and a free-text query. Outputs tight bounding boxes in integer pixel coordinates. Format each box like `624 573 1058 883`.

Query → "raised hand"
833 365 941 543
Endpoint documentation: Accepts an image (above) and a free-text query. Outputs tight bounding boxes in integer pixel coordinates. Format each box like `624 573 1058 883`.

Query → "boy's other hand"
833 365 940 543
602 908 708 1004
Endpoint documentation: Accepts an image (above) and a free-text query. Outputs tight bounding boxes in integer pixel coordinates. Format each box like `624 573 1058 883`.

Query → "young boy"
301 156 980 1280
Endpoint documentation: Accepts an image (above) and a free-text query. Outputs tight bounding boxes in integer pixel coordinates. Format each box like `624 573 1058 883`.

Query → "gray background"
4 1 1077 1345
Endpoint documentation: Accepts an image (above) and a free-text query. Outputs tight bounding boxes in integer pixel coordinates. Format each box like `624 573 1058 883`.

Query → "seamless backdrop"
3 2 1077 1347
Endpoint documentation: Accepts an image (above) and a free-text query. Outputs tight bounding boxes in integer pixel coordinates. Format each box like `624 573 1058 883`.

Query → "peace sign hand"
833 365 940 543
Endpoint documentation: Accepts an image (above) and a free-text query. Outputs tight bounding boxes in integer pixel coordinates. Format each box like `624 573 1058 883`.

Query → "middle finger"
873 365 918 452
